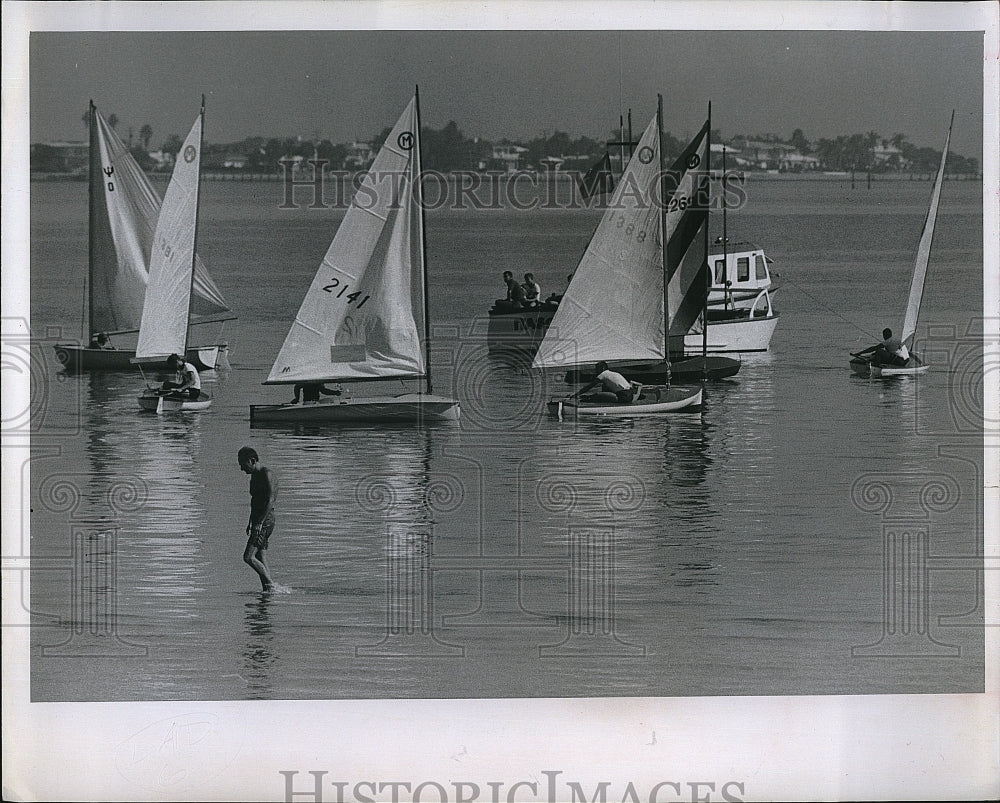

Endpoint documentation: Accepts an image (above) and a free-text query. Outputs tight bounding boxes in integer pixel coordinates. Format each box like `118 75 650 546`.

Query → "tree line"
31 111 979 176
772 127 977 174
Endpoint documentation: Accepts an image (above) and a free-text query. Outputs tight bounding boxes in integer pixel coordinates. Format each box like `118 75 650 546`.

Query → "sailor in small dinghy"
575 361 637 404
852 327 910 367
290 382 342 405
160 353 202 400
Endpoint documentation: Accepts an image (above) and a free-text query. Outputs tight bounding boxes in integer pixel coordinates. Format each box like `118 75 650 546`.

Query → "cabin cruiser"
708 239 779 311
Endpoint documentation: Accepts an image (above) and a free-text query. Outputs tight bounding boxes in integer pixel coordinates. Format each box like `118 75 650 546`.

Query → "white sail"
532 114 710 369
900 113 952 348
91 109 159 333
265 97 425 384
533 115 663 368
135 113 202 360
90 108 231 334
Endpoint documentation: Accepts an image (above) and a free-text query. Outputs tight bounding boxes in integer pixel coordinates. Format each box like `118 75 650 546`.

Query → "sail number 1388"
322 277 370 308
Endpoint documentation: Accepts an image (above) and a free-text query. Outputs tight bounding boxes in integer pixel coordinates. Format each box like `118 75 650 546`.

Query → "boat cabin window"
755 254 768 280
714 259 726 284
737 257 750 282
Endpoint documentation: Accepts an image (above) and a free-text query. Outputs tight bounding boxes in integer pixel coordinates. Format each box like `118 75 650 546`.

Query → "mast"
721 145 730 309
657 94 671 386
184 95 206 356
415 85 433 394
619 115 626 175
86 100 97 340
702 102 711 375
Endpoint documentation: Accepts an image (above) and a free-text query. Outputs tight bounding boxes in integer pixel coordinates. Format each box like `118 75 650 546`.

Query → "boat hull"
137 391 213 413
250 394 461 425
54 343 227 372
850 354 928 378
493 309 776 359
548 386 702 418
563 356 740 385
682 312 778 353
486 307 557 355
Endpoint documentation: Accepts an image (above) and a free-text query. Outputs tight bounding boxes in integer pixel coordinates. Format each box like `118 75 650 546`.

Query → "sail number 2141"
322 277 370 308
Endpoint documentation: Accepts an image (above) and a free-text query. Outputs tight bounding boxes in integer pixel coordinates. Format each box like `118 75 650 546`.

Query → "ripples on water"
28 178 984 700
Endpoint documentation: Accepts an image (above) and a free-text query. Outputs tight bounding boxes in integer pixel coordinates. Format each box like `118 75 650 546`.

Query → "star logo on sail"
637 146 655 164
183 145 197 163
397 131 414 150
686 153 701 169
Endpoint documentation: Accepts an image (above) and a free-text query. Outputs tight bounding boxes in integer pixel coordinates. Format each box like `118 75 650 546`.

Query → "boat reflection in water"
125 414 210 607
35 374 152 661
507 413 716 654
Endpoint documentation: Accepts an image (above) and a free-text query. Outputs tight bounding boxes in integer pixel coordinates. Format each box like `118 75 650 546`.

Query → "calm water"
26 176 985 701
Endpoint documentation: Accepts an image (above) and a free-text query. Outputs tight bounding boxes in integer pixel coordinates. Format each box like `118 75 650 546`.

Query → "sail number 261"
322 277 370 308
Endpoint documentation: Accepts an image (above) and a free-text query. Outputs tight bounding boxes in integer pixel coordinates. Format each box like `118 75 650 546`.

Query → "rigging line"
779 274 879 341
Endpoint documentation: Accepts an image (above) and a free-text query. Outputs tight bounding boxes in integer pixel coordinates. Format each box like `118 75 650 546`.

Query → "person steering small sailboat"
532 95 711 417
134 100 214 413
849 111 953 379
249 89 459 425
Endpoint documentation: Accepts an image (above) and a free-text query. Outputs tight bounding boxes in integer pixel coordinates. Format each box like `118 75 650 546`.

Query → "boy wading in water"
238 447 277 591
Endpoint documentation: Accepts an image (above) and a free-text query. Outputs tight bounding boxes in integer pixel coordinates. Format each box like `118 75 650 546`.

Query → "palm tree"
161 134 183 157
790 128 810 154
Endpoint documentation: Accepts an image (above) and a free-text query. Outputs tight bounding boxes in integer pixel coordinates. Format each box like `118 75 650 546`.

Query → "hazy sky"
24 11 988 158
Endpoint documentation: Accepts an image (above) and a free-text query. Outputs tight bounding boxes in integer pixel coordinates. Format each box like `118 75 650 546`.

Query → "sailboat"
532 96 707 417
135 102 213 413
850 112 953 378
249 89 460 425
52 101 234 373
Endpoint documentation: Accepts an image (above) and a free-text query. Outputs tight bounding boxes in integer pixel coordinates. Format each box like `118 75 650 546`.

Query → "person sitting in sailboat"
521 273 541 307
852 327 910 367
290 382 342 405
575 361 637 404
160 353 202 400
87 332 115 350
493 271 527 312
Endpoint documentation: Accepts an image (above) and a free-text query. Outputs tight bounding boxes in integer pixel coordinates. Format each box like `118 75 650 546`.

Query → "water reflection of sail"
512 417 717 655
124 414 210 615
655 416 717 588
354 428 462 656
44 374 177 658
39 374 151 657
86 373 143 506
